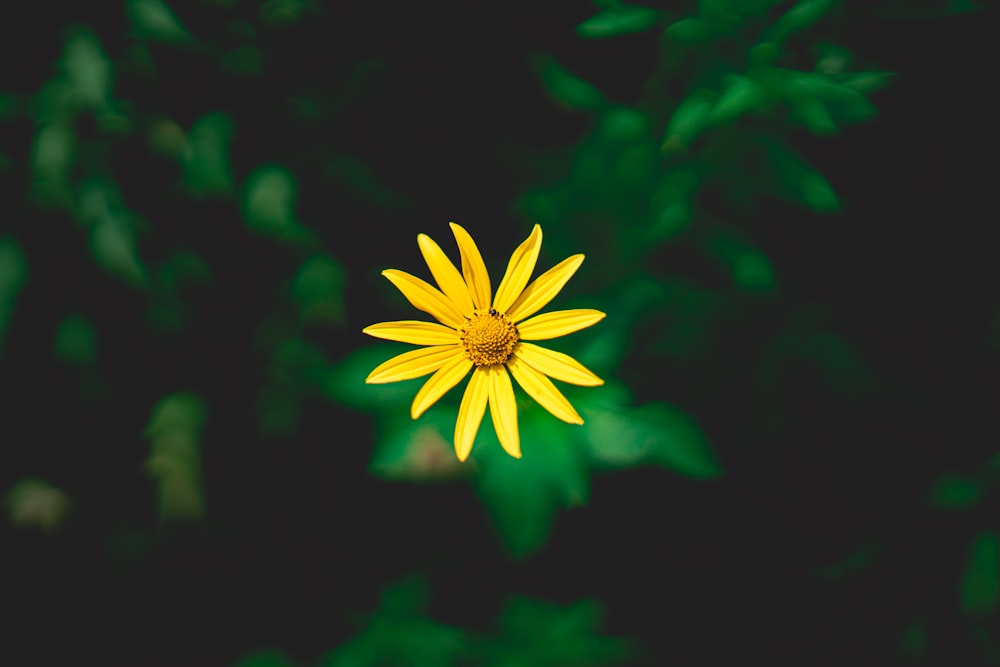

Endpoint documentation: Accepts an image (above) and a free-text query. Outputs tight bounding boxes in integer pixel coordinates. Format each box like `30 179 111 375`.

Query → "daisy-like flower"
363 223 605 461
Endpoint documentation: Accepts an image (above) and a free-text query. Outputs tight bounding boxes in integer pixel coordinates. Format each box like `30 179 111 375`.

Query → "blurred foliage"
0 0 996 664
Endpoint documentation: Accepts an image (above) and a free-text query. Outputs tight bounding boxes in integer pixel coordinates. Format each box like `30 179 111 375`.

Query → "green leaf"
486 597 633 667
534 54 606 111
473 410 589 556
664 17 715 44
634 402 720 477
661 89 716 154
322 578 468 667
324 344 422 412
763 141 839 212
704 233 776 292
960 531 1000 615
840 71 895 93
578 390 720 478
929 474 986 510
184 112 235 195
647 168 700 241
598 107 650 146
369 409 468 481
708 74 768 125
79 182 148 287
576 6 661 39
55 315 97 365
61 31 110 109
127 0 192 43
243 165 301 238
769 0 836 42
0 239 28 351
291 255 345 326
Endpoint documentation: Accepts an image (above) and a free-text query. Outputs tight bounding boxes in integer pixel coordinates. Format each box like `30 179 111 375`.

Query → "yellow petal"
487 365 521 458
382 269 465 329
507 254 584 323
417 233 475 316
492 224 542 314
507 355 582 425
455 367 489 462
363 320 460 345
516 309 606 341
513 342 604 387
411 355 473 419
449 222 492 311
365 345 463 384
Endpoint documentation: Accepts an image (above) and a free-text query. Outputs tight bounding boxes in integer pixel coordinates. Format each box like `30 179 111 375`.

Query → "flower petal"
488 365 521 459
507 355 583 425
455 367 489 462
516 309 606 341
410 355 473 419
417 233 475 316
382 269 465 328
492 224 542 314
363 320 460 345
513 342 604 387
365 345 463 384
449 222 492 311
507 254 584 323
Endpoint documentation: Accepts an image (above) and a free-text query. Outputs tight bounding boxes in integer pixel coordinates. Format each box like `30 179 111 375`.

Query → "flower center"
460 308 519 367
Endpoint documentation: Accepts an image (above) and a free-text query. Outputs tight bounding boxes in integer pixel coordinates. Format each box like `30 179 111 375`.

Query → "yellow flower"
363 223 605 461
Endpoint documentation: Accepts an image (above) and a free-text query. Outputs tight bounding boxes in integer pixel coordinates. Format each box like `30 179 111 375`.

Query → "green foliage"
576 5 662 39
533 54 606 111
960 531 1000 616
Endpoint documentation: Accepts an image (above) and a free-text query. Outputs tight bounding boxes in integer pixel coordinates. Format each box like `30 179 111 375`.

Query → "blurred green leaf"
0 239 28 351
243 165 302 238
534 54 606 111
769 0 836 42
704 233 777 292
62 30 110 110
576 5 661 39
598 107 650 146
763 140 839 212
79 182 149 286
184 112 235 195
474 410 589 556
370 409 468 481
661 89 715 155
929 473 986 510
569 373 719 478
840 71 895 93
960 531 1000 615
898 617 928 661
647 168 699 241
326 155 413 211
325 343 422 412
322 578 468 667
664 17 716 44
31 121 75 206
485 596 633 667
291 255 345 326
145 393 206 522
708 74 768 125
127 0 192 43
54 315 97 365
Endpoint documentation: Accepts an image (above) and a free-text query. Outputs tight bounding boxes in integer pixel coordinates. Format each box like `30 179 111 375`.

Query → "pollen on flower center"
460 309 520 366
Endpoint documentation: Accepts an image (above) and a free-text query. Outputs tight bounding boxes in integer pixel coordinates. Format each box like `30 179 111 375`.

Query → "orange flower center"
460 309 519 367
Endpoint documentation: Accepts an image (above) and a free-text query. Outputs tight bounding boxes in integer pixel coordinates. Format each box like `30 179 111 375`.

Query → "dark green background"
1 1 997 665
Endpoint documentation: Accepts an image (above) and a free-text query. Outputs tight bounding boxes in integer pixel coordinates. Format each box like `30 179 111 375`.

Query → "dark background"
1 1 998 665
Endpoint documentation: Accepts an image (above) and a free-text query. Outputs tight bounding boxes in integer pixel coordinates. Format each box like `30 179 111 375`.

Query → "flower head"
363 223 605 461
